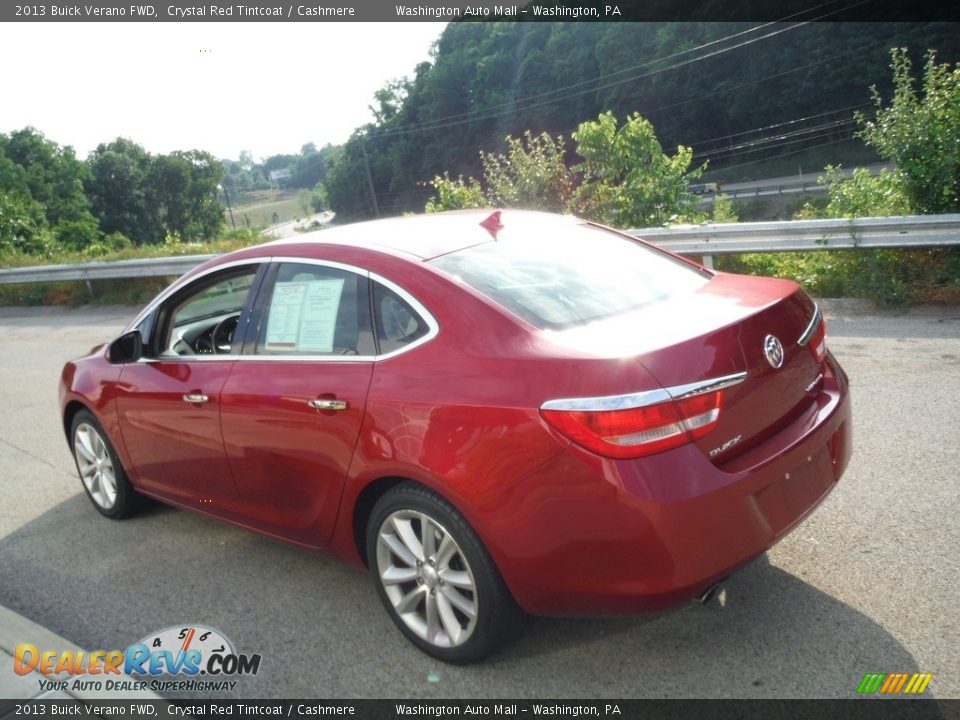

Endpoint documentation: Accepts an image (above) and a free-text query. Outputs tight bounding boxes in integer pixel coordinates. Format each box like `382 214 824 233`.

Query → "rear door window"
372 282 430 355
254 263 375 356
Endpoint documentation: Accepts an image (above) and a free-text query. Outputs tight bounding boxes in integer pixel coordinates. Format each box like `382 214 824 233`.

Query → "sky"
1 22 446 161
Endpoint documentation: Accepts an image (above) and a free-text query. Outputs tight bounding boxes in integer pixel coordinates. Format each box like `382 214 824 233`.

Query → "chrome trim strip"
128 255 441 364
666 372 749 400
367 270 440 360
268 255 375 277
231 261 440 363
124 257 266 333
540 371 747 412
541 388 672 413
137 355 239 364
234 354 374 363
797 303 822 346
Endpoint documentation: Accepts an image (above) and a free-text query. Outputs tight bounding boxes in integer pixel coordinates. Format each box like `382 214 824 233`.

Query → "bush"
83 232 132 257
717 247 960 307
425 174 486 212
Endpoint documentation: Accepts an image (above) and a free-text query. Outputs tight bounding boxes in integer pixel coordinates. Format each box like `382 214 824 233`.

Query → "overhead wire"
363 0 877 142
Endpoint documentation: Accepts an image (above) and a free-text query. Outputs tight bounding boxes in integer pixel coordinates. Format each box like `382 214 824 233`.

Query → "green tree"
711 193 739 223
855 48 960 213
571 111 704 227
370 79 412 124
86 138 160 245
0 128 100 250
149 151 224 242
291 143 339 189
480 131 575 212
324 23 960 221
0 188 50 255
310 182 328 213
424 173 486 212
821 165 910 218
296 189 312 218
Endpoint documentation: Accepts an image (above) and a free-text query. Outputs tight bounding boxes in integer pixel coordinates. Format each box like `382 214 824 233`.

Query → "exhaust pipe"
695 584 719 604
694 578 728 605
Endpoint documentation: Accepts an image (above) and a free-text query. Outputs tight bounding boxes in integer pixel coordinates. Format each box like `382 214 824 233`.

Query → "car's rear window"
429 223 709 331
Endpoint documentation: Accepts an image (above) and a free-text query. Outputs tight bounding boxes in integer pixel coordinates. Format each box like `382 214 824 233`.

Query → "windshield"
429 223 709 331
173 273 255 327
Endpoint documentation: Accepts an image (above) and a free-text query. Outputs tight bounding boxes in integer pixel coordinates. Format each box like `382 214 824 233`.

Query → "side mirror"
108 330 143 364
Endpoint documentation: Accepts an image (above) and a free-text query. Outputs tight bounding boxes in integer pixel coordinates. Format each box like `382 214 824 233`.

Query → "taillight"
808 316 827 364
800 305 827 364
540 389 726 460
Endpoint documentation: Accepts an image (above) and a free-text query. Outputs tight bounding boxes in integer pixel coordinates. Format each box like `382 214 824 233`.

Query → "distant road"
700 163 893 202
263 210 336 239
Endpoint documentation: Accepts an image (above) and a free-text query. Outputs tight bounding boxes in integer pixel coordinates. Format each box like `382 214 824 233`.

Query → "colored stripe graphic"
904 673 934 694
857 673 885 694
857 672 932 695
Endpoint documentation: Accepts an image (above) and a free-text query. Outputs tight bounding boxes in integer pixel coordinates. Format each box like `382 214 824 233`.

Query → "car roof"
262 208 584 261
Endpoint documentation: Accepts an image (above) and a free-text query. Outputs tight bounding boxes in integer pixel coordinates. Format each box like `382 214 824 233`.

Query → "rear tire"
366 483 521 663
70 409 141 519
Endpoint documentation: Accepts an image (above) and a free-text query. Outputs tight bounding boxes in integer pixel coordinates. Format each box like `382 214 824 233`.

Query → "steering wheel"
211 315 240 354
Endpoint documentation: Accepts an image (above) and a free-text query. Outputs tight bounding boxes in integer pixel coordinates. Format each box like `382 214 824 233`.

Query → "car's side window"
372 282 429 355
255 263 375 356
158 267 259 357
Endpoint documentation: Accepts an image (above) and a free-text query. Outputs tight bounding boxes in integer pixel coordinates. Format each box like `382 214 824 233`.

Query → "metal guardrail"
0 215 958 286
0 255 215 286
631 214 960 268
697 181 826 202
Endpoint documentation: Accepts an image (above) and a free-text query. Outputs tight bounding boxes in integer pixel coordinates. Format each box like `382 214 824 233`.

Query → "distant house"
268 169 292 185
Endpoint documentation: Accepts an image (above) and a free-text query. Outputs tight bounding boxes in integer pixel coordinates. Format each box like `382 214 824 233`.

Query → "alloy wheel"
375 509 479 648
73 422 118 510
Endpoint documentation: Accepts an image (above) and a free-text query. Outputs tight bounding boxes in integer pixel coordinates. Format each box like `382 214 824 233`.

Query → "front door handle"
183 393 210 404
308 398 348 411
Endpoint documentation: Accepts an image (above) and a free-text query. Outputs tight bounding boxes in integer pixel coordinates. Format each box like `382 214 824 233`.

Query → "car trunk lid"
545 272 824 463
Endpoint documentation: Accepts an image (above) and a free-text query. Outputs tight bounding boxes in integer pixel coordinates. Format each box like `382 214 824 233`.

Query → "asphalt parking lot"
0 302 957 699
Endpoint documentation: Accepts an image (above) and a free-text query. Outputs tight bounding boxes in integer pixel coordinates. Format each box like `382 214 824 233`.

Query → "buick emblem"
763 335 784 369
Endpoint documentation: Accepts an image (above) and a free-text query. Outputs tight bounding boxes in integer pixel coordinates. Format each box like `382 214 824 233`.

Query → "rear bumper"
486 352 852 615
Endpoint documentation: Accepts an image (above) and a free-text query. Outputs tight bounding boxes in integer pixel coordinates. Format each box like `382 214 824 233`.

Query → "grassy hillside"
229 189 304 228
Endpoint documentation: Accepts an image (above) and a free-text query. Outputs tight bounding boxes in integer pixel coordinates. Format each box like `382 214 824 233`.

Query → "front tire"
70 409 140 519
367 483 521 663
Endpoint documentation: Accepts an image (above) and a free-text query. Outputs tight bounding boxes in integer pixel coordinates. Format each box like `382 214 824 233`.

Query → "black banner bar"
3 0 960 22
0 699 958 720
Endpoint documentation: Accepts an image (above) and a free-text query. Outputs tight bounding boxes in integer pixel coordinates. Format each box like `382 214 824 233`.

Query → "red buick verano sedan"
59 210 851 662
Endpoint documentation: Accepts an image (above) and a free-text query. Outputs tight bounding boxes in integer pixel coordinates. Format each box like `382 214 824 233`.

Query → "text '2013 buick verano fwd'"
60 209 851 663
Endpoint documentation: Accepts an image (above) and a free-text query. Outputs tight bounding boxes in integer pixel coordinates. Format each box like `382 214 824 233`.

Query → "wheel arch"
63 399 95 443
351 476 409 567
349 474 488 569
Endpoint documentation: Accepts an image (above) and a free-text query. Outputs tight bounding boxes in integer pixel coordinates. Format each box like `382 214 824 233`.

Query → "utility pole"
219 184 236 229
360 136 381 218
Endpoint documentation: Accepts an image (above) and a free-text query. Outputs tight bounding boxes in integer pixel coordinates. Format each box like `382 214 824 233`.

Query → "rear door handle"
308 398 348 411
183 393 210 404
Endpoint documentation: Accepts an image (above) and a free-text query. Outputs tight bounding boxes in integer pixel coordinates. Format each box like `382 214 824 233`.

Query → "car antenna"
479 210 503 239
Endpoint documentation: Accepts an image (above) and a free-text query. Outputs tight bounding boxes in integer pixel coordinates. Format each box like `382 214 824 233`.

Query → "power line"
364 0 876 142
388 22 781 131
395 0 855 132
376 23 811 139
690 103 871 148
705 135 864 175
702 125 859 166
695 117 858 162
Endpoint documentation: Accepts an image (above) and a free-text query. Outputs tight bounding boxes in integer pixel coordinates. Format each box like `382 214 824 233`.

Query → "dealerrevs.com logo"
14 624 262 694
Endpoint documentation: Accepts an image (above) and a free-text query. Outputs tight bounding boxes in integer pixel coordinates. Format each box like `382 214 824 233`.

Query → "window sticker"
264 278 344 352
